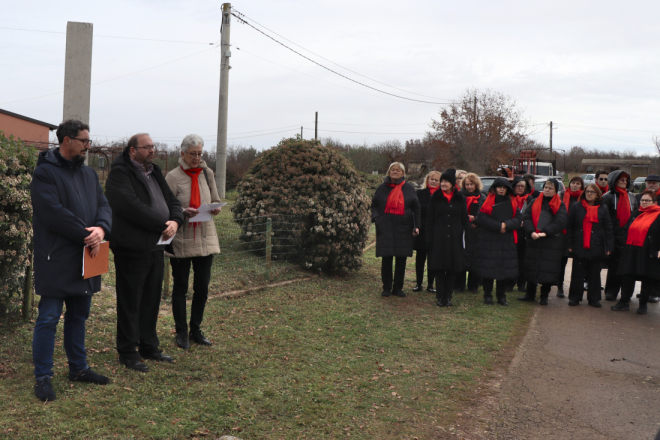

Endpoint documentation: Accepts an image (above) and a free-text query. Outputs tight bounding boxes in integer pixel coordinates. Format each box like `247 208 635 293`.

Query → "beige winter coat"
165 157 221 258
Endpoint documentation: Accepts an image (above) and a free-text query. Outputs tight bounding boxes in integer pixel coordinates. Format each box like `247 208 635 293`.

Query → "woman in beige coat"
165 134 222 350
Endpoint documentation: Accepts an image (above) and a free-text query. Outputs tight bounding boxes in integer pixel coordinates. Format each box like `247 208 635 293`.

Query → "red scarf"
182 166 204 240
428 186 439 196
597 183 609 194
480 193 518 243
443 189 454 203
514 193 530 211
614 186 631 227
531 194 562 233
563 189 583 212
385 181 405 215
466 195 480 219
580 200 600 249
626 205 660 247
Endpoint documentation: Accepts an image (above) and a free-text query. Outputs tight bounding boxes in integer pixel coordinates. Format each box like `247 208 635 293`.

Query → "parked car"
480 176 499 194
534 176 566 193
633 176 646 191
581 174 596 185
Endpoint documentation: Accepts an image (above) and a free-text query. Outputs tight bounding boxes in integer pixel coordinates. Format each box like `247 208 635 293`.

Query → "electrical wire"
231 13 450 105
231 8 452 102
527 125 549 136
559 123 658 134
0 26 214 44
560 126 652 146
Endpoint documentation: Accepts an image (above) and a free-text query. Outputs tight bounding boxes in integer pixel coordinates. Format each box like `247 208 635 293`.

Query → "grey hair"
180 134 204 152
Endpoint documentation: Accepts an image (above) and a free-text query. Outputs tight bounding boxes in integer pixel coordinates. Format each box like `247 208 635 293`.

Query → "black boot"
610 300 629 311
557 286 565 298
484 293 493 305
637 301 648 315
497 295 509 306
539 293 549 306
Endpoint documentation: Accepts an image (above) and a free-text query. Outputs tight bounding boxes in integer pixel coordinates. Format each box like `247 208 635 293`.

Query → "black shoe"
469 289 479 294
556 288 565 299
610 301 630 312
517 295 536 302
381 290 391 297
190 331 212 346
35 376 56 402
638 303 648 315
539 298 549 306
497 298 509 306
141 352 174 362
392 290 406 297
484 297 494 305
119 357 149 373
568 300 579 306
636 293 641 298
436 299 446 307
588 301 602 308
426 286 436 293
68 367 110 385
176 333 190 350
605 295 617 302
517 284 527 292
445 299 453 307
648 297 660 303
412 285 422 292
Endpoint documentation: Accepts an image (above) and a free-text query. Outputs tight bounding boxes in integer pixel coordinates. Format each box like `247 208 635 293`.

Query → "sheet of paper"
157 234 175 245
188 202 227 222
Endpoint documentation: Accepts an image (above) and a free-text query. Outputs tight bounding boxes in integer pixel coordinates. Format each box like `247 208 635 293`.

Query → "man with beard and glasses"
105 133 183 373
30 119 112 401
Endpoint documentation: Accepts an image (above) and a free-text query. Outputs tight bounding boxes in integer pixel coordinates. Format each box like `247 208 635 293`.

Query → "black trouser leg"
436 270 456 301
381 257 393 291
526 282 538 299
517 243 526 289
620 275 637 303
455 271 466 292
170 257 192 334
540 284 551 301
568 258 587 302
393 257 407 291
586 260 603 303
483 278 494 299
639 278 652 304
189 255 214 333
467 271 480 292
605 254 623 298
415 250 426 286
496 280 507 300
559 256 568 291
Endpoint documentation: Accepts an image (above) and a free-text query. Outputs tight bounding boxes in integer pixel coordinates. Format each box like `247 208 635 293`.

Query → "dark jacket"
474 191 523 280
413 187 433 251
522 196 569 285
425 188 469 271
105 149 183 255
31 148 112 298
371 177 421 258
602 170 637 250
565 201 614 260
460 188 486 270
559 190 581 256
617 211 660 280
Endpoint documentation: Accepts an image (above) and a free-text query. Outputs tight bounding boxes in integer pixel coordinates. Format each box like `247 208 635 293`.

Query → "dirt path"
492 264 660 439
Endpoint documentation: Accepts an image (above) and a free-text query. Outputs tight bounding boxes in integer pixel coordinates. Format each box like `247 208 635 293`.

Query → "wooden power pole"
215 3 231 198
549 121 553 154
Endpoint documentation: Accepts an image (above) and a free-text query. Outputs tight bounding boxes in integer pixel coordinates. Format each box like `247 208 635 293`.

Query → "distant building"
581 159 650 179
0 108 57 150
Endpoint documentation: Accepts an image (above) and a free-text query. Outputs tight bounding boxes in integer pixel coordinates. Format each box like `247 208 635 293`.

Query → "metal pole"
315 112 318 140
215 3 231 198
549 121 553 155
265 218 272 281
301 126 303 139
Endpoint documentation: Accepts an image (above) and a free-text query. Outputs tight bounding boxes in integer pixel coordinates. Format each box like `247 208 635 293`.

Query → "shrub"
232 138 371 273
0 132 36 317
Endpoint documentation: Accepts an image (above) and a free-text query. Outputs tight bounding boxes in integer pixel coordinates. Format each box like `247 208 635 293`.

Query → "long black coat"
31 148 112 298
617 211 660 280
413 187 432 251
560 191 581 256
460 189 486 271
565 202 614 260
523 196 569 285
473 196 523 280
602 170 637 251
425 189 469 272
371 178 421 258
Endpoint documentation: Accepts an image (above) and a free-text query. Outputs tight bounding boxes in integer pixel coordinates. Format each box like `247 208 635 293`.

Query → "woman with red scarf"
371 162 421 298
455 173 486 293
165 134 222 349
425 169 469 307
565 184 613 306
602 171 638 301
612 190 660 314
557 176 584 298
517 179 568 305
413 171 441 293
473 177 522 305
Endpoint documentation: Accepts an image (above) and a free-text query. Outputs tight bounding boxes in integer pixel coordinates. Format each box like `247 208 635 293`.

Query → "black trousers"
620 275 653 303
435 270 456 301
527 283 552 299
114 251 165 361
482 278 507 300
415 250 434 287
455 271 480 292
604 252 634 299
382 256 407 292
170 255 214 335
568 258 602 303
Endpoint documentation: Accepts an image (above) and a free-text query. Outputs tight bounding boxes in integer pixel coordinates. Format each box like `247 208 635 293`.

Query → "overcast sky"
1 0 658 155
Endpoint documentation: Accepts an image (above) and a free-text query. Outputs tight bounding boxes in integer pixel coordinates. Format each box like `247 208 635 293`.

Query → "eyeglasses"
186 152 203 158
135 145 155 151
585 190 597 194
597 178 608 181
72 137 92 146
640 199 654 204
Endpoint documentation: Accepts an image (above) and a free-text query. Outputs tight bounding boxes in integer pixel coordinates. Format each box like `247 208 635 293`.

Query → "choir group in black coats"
371 163 659 315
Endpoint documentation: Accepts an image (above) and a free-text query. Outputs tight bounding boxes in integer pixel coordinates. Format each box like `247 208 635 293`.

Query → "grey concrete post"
215 3 231 198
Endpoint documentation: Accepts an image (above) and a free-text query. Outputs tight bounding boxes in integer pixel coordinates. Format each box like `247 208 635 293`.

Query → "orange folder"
83 241 110 279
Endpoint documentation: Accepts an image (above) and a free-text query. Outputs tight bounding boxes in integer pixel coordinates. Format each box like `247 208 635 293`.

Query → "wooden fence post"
266 218 272 282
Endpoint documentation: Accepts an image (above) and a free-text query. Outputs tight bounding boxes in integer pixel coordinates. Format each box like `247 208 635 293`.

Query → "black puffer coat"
523 196 569 285
371 177 421 258
602 170 637 250
474 180 523 280
425 188 469 272
617 211 660 280
413 187 433 251
460 188 486 271
560 190 581 256
565 201 614 260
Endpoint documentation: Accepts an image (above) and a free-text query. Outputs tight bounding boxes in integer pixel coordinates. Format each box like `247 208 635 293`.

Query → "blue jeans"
32 295 91 378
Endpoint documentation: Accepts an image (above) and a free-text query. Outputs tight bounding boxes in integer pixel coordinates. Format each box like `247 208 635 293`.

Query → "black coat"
522 196 569 285
413 187 433 251
371 177 421 258
105 149 184 256
425 189 469 271
602 170 637 251
460 189 486 270
559 191 581 256
31 148 112 298
473 196 523 280
617 211 660 280
565 202 614 260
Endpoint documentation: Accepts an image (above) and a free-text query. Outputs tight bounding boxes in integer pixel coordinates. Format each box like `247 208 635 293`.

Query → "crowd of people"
30 120 221 401
371 162 660 313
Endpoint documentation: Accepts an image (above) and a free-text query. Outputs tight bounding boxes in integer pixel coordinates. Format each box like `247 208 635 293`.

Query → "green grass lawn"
0 229 535 439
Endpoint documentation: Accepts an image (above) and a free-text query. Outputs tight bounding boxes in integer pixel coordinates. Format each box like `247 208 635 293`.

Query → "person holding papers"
105 133 183 373
165 134 222 350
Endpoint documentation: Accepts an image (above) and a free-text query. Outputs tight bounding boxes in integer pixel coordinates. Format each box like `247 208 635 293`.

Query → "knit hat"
440 168 457 187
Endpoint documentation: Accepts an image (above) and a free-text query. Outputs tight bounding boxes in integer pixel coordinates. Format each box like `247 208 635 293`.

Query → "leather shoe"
176 333 190 350
588 301 602 308
539 298 549 306
68 367 110 385
427 286 436 293
436 299 446 307
445 299 453 307
556 288 565 299
610 301 629 311
568 300 579 306
412 285 422 292
381 290 391 297
190 331 212 346
141 352 174 363
119 357 149 373
392 290 406 297
484 297 494 305
497 298 509 306
637 304 648 315
604 294 617 302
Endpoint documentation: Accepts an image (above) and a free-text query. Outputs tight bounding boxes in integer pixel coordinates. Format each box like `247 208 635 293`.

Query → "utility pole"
549 121 553 155
300 126 303 139
315 111 318 140
215 3 231 198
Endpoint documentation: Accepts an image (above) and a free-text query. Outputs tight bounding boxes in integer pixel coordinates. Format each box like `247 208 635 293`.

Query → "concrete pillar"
63 21 93 124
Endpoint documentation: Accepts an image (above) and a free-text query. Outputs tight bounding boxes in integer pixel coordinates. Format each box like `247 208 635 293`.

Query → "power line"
560 123 658 134
231 8 452 102
0 26 214 44
231 12 451 105
321 122 428 127
560 126 652 146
